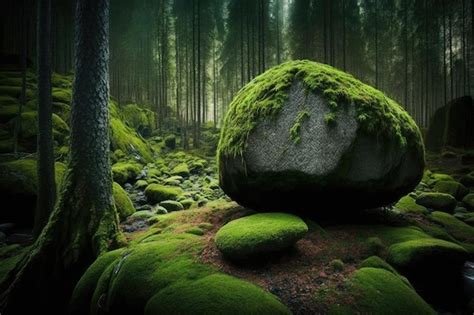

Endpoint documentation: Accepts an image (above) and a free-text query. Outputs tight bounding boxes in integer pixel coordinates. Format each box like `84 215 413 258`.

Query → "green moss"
433 180 469 200
0 104 19 123
218 60 422 163
109 117 153 162
111 162 142 185
122 104 156 137
427 173 455 187
215 212 308 259
10 111 69 145
52 87 72 104
429 211 474 243
170 163 190 177
369 225 432 245
145 273 291 315
160 200 184 212
180 198 195 209
69 248 125 315
290 110 310 144
347 268 435 315
365 236 385 256
0 245 29 284
463 193 474 210
330 259 344 272
394 195 428 214
388 238 467 268
360 256 397 274
88 234 211 314
324 112 337 126
0 159 66 195
186 227 205 236
415 192 457 213
113 182 136 221
145 184 183 204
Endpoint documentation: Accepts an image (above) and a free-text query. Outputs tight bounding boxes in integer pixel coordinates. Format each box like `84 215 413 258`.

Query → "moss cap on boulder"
215 212 308 259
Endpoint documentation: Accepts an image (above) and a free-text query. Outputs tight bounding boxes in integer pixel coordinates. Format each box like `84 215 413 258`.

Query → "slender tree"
34 0 56 238
0 0 122 313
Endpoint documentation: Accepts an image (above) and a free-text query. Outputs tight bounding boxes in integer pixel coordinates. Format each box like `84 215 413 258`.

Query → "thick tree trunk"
34 0 56 238
0 0 122 313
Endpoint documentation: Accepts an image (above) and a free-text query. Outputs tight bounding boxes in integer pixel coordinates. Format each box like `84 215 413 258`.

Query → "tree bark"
0 0 122 313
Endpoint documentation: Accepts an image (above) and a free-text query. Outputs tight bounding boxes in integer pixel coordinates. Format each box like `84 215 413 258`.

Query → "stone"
215 212 308 259
218 61 424 214
415 192 457 213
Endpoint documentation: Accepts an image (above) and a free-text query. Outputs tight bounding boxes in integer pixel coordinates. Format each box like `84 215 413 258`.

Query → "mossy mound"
7 111 69 149
388 238 467 270
111 161 142 185
109 116 153 163
160 200 184 212
145 184 183 204
170 162 190 177
0 159 66 226
71 232 289 315
345 268 435 315
394 195 428 214
433 180 469 200
145 274 291 315
122 103 156 137
215 212 308 259
415 192 457 213
463 193 474 210
112 182 136 221
429 211 474 243
218 60 424 214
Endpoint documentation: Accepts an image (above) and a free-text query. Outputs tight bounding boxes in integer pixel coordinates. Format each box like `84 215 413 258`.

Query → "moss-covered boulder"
415 192 457 213
388 238 467 270
463 193 474 211
394 195 428 214
160 200 184 212
0 159 66 225
218 60 424 214
433 180 469 200
344 267 435 315
111 162 142 185
170 162 190 177
112 182 136 221
145 274 291 315
215 212 308 259
429 211 474 243
145 184 183 204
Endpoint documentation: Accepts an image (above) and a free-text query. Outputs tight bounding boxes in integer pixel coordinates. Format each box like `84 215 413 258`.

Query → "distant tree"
0 0 122 313
34 0 56 238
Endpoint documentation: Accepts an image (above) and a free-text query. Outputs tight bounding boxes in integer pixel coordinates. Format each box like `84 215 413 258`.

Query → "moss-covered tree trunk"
0 0 122 313
34 0 56 238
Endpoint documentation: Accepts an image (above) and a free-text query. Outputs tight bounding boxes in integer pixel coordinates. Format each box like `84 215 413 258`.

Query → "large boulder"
218 60 424 214
425 96 474 151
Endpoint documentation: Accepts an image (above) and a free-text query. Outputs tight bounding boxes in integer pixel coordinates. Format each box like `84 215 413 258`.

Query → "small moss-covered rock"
145 184 183 204
134 179 148 189
460 172 474 187
160 200 184 212
215 212 308 259
394 195 428 214
170 162 190 177
111 162 142 185
433 180 469 200
347 268 435 315
145 274 291 315
113 182 136 221
330 259 344 272
360 256 398 274
463 193 474 211
416 192 457 213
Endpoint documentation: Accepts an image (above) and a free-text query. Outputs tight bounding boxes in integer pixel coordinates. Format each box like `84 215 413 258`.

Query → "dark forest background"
1 0 472 140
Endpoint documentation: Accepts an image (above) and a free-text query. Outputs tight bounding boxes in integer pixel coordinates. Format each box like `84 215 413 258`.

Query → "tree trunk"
34 0 56 238
0 0 122 313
